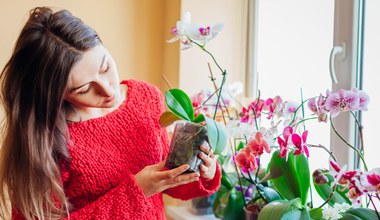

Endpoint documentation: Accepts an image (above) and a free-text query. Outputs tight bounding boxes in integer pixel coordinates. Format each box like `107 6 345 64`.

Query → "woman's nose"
96 80 113 97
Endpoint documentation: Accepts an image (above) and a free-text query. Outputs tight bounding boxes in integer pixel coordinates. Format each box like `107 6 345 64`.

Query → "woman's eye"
101 64 110 73
78 87 90 95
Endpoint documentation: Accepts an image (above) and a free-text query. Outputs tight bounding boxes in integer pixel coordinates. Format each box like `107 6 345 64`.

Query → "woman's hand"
134 161 200 198
199 142 218 181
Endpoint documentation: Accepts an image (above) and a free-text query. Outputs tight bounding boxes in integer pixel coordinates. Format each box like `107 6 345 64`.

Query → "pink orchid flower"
291 130 309 157
325 89 360 118
246 132 271 156
307 94 328 122
352 88 370 111
277 126 293 159
240 99 265 124
264 96 283 120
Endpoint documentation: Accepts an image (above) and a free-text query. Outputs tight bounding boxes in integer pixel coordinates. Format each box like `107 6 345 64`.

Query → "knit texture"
13 80 221 219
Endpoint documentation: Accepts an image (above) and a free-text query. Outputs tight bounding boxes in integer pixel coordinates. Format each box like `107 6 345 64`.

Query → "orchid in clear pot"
160 12 227 173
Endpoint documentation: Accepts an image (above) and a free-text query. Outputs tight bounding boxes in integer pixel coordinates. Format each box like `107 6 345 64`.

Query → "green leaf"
262 186 282 202
213 186 244 220
342 208 380 220
269 150 310 206
313 171 351 206
159 111 182 127
165 88 194 121
257 198 301 220
194 114 227 154
308 208 324 220
281 210 303 220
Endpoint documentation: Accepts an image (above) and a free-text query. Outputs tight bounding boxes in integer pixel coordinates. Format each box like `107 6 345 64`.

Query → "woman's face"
64 44 121 109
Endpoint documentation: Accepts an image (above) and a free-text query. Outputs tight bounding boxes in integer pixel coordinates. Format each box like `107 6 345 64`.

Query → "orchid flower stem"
207 63 231 122
368 195 380 220
191 40 227 121
307 144 337 162
289 97 315 126
330 116 368 171
318 184 337 209
295 117 319 126
250 95 260 131
350 111 365 156
248 170 268 204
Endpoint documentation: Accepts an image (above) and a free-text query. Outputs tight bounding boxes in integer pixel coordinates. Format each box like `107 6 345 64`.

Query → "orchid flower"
352 88 370 111
325 89 360 118
235 147 257 171
277 126 293 160
291 130 309 157
246 132 271 156
167 11 224 49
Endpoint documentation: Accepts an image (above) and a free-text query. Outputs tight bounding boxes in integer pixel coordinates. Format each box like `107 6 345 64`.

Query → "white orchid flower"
167 11 224 49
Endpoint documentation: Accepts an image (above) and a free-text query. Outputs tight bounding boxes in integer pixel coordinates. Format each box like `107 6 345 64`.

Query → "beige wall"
0 0 180 90
179 0 246 95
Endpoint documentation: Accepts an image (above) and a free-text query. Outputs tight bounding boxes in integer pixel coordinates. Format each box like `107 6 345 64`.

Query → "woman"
0 7 220 220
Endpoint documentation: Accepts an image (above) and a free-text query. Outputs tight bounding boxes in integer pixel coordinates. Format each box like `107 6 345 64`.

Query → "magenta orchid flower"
291 130 309 157
277 126 293 159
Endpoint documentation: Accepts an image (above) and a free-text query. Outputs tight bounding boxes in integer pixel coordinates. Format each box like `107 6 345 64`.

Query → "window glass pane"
362 1 380 179
257 0 334 206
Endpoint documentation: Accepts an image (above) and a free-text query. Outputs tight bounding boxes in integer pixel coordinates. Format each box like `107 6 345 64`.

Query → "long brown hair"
0 7 101 219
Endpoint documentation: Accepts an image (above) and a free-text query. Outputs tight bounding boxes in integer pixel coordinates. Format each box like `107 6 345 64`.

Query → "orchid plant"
159 12 227 168
191 85 378 220
164 12 379 220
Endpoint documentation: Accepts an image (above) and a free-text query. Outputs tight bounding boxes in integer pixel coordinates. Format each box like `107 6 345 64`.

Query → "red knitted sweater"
13 80 221 219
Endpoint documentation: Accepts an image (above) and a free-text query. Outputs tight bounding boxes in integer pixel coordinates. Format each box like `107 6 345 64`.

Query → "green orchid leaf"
257 198 301 220
221 169 234 190
269 150 310 206
313 171 351 206
193 114 205 123
262 186 282 202
308 208 324 220
212 185 229 218
194 114 227 154
294 152 310 206
165 88 194 121
281 208 310 220
236 141 246 151
159 111 182 127
213 186 244 220
341 213 362 220
342 208 380 220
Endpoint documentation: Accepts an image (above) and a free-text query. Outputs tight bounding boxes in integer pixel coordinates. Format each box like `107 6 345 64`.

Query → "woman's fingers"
164 172 200 189
157 164 189 179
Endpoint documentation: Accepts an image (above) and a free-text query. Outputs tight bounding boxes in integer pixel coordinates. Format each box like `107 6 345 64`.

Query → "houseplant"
164 12 380 220
205 87 378 219
160 12 227 172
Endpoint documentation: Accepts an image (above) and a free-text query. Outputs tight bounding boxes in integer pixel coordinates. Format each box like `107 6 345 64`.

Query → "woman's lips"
104 94 115 103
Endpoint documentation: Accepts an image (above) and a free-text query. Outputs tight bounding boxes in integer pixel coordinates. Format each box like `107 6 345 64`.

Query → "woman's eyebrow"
69 54 106 93
99 54 106 71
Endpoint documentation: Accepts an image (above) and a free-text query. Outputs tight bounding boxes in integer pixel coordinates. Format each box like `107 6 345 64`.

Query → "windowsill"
165 205 219 220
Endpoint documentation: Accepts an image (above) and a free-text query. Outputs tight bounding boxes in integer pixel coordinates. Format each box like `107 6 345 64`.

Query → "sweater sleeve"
163 162 221 200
